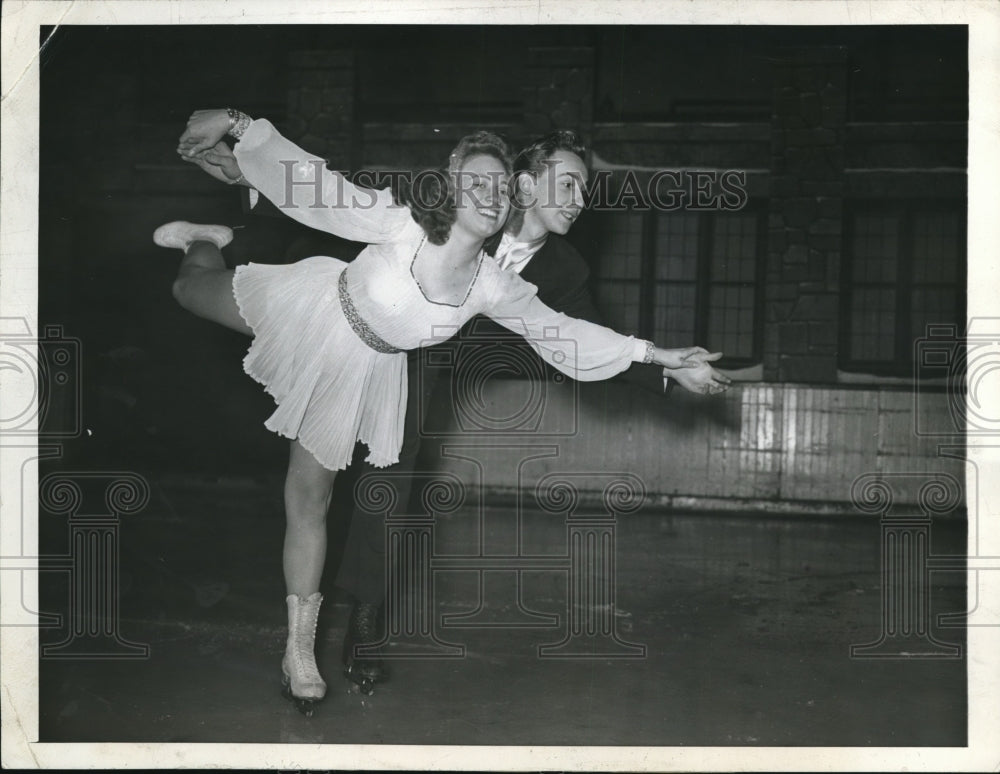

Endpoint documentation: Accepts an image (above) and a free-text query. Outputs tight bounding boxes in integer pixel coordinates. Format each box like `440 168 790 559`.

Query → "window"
588 207 766 368
590 212 644 335
841 202 966 375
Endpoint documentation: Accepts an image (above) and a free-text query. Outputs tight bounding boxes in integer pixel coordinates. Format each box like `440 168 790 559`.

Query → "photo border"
2 0 998 770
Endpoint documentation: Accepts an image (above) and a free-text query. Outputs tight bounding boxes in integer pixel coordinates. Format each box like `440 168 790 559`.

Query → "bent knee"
171 269 222 312
171 276 195 310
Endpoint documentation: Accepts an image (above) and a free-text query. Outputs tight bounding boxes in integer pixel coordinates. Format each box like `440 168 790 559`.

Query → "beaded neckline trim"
409 235 485 308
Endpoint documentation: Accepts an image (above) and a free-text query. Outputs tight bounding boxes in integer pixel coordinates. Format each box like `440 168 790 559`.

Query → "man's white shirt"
493 231 549 273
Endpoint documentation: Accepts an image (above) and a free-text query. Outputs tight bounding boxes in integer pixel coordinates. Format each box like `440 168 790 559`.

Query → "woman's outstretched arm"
485 269 720 382
178 109 406 244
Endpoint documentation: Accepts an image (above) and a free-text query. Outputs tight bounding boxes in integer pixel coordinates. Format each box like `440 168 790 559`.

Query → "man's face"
522 149 588 236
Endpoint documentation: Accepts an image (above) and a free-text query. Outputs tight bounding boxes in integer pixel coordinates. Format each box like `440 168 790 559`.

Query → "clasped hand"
178 109 232 156
175 109 248 185
656 347 732 395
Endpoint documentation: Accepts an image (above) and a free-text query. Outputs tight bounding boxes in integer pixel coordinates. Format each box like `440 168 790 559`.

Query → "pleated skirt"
232 256 407 471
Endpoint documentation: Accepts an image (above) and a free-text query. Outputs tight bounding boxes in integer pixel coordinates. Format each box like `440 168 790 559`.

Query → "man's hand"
178 109 233 157
178 141 247 185
663 362 732 395
651 348 732 395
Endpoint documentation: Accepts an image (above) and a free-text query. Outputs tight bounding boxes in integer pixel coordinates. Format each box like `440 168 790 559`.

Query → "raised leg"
154 221 250 335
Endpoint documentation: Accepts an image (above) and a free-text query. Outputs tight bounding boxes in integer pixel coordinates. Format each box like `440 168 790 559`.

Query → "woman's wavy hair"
395 131 513 246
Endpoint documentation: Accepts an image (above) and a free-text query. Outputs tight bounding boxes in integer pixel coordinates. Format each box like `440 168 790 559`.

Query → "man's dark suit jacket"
480 233 667 395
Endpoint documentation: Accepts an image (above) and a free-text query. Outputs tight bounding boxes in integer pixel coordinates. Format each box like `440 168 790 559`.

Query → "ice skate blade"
343 665 376 696
281 675 324 716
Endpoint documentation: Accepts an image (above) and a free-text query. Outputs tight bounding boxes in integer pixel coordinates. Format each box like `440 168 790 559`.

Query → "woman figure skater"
157 108 721 715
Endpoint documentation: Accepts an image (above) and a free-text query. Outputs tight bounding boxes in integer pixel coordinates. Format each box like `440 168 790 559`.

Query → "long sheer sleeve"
485 270 649 382
233 119 408 244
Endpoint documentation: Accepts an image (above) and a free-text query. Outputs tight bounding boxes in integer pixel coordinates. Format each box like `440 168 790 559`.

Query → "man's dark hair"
513 130 587 177
500 130 587 239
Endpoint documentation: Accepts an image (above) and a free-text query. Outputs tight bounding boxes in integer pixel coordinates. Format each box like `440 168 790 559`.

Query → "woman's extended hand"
178 109 233 157
653 346 721 370
178 141 247 185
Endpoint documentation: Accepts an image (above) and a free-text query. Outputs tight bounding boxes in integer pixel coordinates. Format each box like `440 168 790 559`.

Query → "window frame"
587 204 769 371
839 199 967 377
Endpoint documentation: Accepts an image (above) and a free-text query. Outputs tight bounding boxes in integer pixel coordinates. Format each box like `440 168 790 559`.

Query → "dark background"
38 24 967 478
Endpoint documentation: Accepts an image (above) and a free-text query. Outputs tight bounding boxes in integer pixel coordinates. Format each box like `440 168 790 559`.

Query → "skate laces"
290 598 324 689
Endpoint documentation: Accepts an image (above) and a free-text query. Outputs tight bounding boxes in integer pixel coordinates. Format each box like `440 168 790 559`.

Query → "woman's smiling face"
451 153 510 240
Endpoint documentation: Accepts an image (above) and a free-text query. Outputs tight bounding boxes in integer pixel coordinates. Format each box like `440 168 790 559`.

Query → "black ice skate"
342 600 387 695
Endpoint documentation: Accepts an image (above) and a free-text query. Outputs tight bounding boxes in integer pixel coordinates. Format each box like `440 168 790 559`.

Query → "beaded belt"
337 270 402 354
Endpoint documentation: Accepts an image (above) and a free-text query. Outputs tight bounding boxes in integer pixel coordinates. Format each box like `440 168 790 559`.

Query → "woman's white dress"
231 120 648 471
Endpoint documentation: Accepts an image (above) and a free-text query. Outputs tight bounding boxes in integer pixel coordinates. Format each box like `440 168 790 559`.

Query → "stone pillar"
765 46 848 382
286 50 356 171
522 47 595 146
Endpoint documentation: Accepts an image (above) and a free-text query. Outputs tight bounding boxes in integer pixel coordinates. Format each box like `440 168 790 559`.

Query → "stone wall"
521 47 595 147
285 50 356 171
765 46 848 383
